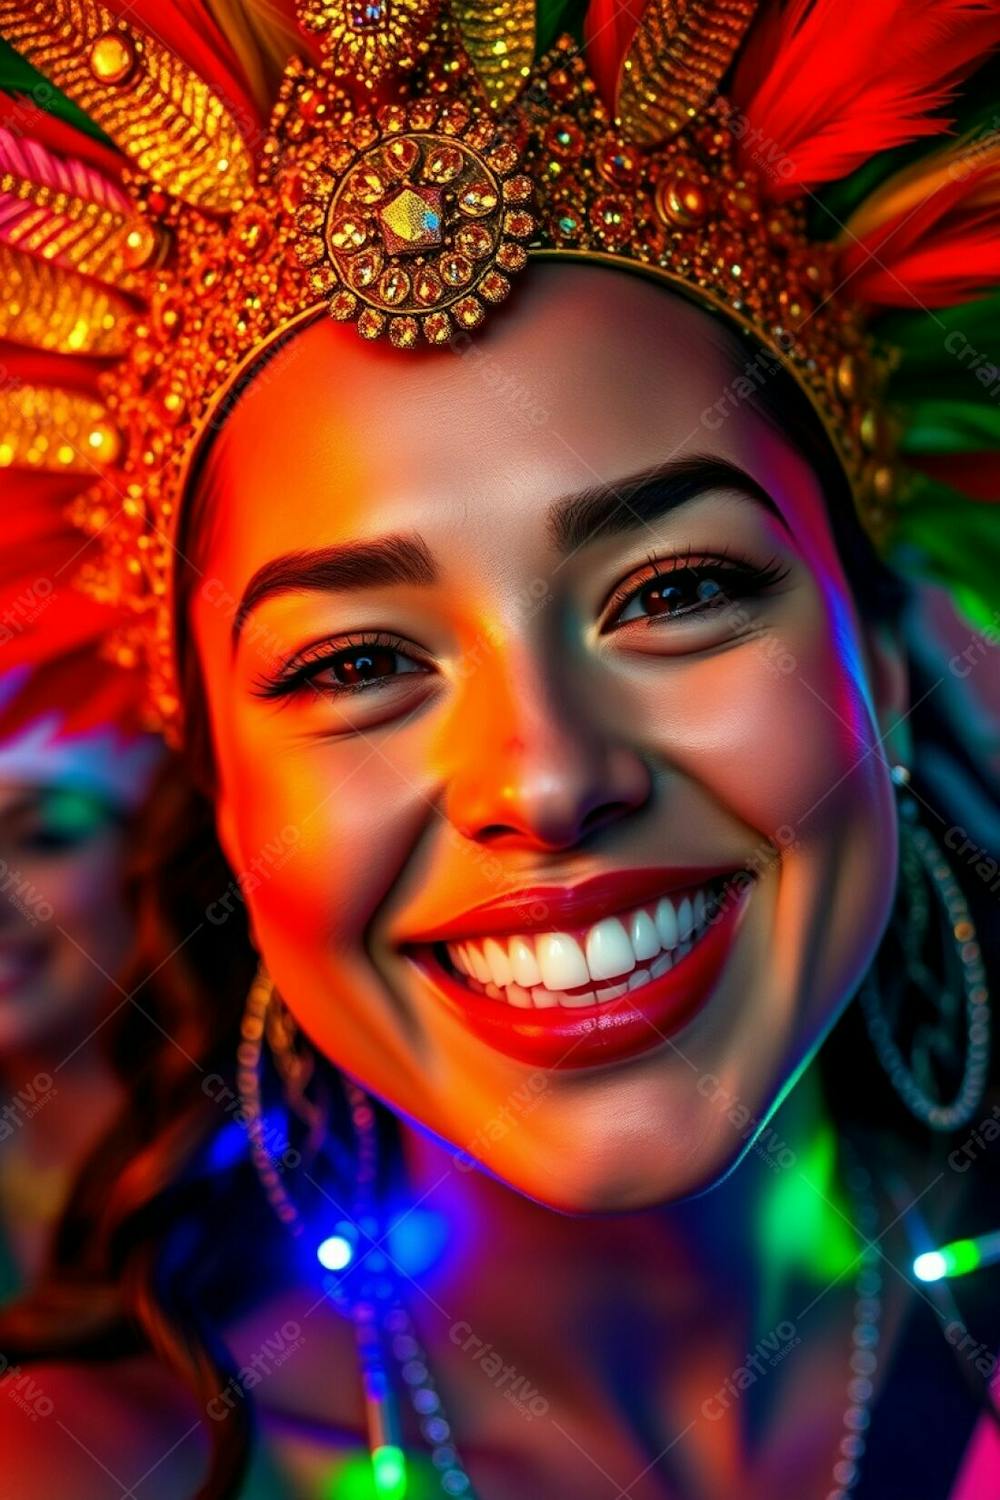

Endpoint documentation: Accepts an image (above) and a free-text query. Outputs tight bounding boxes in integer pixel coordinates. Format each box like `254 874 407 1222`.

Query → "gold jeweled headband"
0 0 923 737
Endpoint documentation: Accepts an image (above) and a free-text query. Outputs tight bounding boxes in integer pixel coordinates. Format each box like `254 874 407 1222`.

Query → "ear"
861 621 912 771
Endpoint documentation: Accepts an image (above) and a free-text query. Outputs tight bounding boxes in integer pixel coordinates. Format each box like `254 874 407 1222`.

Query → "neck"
396 1061 856 1389
401 1057 838 1280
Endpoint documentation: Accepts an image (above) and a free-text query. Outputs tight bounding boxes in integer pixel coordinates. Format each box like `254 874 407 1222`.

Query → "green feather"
536 0 587 55
900 400 1000 455
0 37 111 142
891 474 1000 629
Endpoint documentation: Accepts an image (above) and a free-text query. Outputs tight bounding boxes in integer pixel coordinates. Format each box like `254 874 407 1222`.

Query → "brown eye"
320 643 399 687
620 567 726 622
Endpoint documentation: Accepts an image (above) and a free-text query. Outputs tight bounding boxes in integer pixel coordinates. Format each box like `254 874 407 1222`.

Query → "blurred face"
0 781 132 1056
190 264 904 1211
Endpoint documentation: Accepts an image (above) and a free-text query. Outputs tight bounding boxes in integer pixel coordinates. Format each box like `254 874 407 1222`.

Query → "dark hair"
3 289 994 1500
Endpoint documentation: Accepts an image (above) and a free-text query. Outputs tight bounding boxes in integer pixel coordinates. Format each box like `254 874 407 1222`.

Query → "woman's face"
191 265 905 1211
0 781 132 1057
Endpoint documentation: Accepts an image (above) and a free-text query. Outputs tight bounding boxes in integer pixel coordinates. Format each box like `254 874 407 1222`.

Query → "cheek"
219 731 435 957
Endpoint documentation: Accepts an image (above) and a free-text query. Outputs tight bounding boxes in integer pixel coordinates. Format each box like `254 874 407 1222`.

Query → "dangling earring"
858 764 992 1131
235 964 480 1497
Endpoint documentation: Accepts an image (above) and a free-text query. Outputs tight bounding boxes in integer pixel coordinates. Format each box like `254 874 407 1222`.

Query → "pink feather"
0 127 132 273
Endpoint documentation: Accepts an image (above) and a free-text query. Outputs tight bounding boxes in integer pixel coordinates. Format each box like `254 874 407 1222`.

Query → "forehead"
198 263 827 580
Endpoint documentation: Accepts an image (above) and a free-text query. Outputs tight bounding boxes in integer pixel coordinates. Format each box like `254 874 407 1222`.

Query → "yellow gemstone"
89 33 135 85
377 185 443 253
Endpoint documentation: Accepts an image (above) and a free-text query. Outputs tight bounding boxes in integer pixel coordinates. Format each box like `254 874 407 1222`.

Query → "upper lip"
403 864 747 943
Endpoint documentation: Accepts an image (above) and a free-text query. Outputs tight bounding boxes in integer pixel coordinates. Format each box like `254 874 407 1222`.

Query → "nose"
442 646 652 853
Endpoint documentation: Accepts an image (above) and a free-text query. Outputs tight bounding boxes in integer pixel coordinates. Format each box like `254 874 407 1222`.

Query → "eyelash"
600 545 791 627
251 630 427 702
252 548 791 701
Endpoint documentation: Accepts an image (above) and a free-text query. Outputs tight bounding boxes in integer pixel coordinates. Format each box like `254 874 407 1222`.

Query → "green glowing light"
372 1445 407 1498
914 1238 983 1282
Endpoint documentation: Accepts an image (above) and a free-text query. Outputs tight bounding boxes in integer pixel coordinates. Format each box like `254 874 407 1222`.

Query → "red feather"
583 0 648 112
730 0 1000 200
840 151 1000 306
908 452 1000 500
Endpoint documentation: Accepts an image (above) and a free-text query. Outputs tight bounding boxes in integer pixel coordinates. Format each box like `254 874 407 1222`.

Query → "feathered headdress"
0 0 999 741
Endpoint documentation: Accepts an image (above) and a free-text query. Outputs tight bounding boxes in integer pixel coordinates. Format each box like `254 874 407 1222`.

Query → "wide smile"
404 868 755 1068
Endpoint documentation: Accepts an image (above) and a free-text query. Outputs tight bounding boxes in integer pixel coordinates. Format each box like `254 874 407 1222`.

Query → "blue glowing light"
317 1233 355 1271
387 1208 449 1277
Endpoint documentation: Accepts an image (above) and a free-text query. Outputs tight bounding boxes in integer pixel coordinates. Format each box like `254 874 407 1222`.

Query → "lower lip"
408 878 754 1069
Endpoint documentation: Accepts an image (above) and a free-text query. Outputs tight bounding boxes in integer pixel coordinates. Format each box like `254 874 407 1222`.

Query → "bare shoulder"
0 1353 210 1500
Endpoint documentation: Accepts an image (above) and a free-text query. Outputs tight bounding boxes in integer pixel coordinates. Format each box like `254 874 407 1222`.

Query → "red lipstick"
404 864 744 943
406 868 754 1069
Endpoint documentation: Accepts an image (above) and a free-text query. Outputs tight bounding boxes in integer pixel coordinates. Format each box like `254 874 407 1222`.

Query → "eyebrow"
232 455 787 650
233 534 437 648
547 454 790 554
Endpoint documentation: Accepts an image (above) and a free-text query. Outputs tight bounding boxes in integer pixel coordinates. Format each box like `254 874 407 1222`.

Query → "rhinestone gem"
458 180 499 216
441 253 473 286
377 185 444 252
456 222 493 257
389 316 419 348
329 289 360 319
424 144 464 182
328 217 369 251
479 270 509 302
454 295 484 328
351 247 384 287
379 266 411 304
358 307 386 338
423 311 452 343
385 137 421 174
415 268 443 303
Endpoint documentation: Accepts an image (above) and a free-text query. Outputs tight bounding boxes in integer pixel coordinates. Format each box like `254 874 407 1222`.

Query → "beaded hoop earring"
858 765 992 1133
236 963 481 1495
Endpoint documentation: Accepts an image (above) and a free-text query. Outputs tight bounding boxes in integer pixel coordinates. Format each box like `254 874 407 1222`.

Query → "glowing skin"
0 781 133 1054
190 263 909 1213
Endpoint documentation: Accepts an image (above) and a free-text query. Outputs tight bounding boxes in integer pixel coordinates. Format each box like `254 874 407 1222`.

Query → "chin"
452 1077 788 1215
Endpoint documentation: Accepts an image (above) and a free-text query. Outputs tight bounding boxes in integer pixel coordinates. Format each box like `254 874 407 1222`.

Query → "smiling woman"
171 266 909 1216
1 2 1000 1499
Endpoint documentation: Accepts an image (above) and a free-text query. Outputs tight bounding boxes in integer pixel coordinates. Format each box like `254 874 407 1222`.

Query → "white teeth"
509 935 542 989
440 877 727 1010
506 982 533 1008
655 897 678 950
552 985 597 1008
585 916 635 981
593 979 628 1001
629 907 660 962
483 937 513 988
468 944 492 984
531 985 560 1008
536 932 590 991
